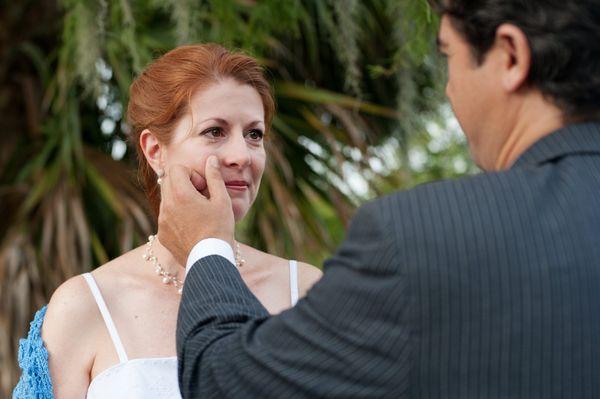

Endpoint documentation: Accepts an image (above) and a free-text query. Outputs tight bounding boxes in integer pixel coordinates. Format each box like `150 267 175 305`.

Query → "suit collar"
513 121 600 168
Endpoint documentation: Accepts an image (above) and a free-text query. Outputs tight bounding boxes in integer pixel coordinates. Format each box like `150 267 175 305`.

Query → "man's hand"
158 156 234 266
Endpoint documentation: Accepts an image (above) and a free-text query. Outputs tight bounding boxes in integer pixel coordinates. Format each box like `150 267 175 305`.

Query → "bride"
14 44 322 398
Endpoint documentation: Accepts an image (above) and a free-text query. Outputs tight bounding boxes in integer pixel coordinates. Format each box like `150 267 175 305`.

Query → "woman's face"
162 78 267 222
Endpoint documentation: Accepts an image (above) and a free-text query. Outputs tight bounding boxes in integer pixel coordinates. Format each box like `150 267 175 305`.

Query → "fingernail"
209 156 219 168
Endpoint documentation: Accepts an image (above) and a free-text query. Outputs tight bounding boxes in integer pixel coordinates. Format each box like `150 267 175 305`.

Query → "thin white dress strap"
82 273 129 363
289 260 299 306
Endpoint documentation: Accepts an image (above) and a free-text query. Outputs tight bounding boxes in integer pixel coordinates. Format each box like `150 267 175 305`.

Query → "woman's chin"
231 201 249 223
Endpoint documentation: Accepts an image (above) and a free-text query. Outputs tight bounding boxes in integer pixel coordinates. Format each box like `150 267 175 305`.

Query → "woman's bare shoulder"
41 273 100 376
242 244 323 295
296 261 323 296
44 275 97 330
42 246 143 346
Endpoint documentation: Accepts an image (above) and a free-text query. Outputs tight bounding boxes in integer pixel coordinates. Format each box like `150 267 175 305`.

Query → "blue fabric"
13 306 54 399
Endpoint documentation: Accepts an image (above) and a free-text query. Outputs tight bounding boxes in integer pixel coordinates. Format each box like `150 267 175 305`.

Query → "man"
159 0 600 397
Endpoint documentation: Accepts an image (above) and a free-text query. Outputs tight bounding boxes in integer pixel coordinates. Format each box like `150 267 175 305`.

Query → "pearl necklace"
143 235 245 294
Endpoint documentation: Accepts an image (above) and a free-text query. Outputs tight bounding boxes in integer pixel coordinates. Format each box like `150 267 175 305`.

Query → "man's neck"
494 98 565 171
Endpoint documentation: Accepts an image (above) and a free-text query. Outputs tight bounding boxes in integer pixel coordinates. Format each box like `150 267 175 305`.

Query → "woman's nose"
221 133 251 169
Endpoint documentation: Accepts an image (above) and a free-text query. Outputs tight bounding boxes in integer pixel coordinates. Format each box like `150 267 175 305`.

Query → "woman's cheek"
253 149 267 172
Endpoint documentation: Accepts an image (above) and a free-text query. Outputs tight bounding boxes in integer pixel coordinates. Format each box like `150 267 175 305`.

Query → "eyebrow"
245 120 265 129
198 117 228 126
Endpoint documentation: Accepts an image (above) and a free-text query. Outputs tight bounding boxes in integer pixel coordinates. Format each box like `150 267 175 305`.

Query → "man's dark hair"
430 0 600 122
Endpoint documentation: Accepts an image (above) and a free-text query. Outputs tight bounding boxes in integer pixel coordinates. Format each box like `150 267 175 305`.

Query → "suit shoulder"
362 170 533 238
373 169 527 212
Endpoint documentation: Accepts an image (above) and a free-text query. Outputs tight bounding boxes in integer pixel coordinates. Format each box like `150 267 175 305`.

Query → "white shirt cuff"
185 238 236 275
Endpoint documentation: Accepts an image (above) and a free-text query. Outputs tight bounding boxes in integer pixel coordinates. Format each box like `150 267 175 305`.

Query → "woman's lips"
225 181 249 191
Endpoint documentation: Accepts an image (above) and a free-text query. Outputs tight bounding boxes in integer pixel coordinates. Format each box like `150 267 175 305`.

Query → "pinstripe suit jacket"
176 122 600 398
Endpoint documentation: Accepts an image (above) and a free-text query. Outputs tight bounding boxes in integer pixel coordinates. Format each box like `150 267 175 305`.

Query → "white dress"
83 260 300 399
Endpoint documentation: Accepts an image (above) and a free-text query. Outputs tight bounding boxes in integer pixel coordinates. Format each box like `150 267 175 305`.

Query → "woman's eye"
201 127 224 138
246 129 264 141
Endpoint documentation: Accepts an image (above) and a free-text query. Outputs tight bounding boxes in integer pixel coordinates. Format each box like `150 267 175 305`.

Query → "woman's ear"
139 129 164 173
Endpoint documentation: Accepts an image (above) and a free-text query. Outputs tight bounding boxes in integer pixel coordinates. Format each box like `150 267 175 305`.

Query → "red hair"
127 44 275 218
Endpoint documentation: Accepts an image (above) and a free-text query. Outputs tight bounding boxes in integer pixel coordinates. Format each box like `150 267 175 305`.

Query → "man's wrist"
185 238 236 275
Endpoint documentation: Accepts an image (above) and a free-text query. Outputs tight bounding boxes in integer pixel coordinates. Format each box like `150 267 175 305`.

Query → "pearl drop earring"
157 169 165 185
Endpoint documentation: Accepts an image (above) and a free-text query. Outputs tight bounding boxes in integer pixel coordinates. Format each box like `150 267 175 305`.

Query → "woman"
14 44 322 398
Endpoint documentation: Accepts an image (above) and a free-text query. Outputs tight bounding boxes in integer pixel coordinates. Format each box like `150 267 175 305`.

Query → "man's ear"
495 23 532 92
139 129 164 173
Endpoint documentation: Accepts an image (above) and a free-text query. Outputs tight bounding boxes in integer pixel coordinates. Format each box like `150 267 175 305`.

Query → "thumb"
204 156 228 202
